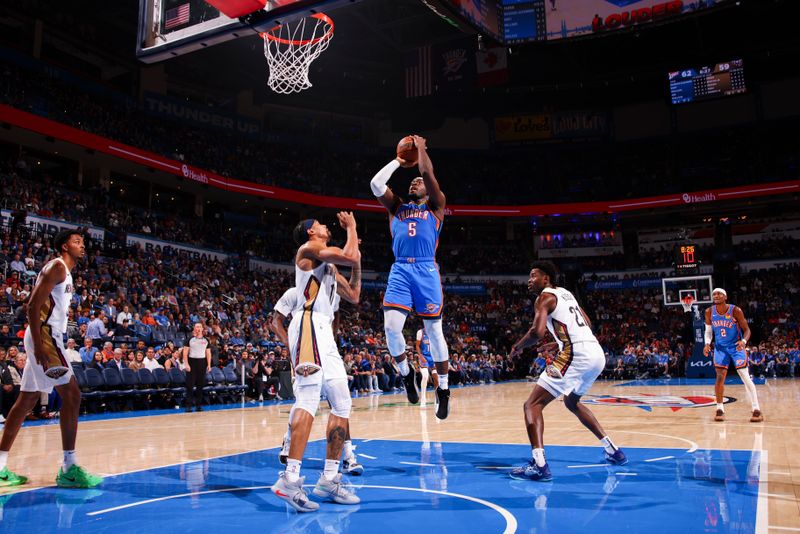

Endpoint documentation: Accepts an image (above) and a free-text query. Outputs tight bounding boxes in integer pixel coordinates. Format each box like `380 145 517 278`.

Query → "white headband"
712 287 727 297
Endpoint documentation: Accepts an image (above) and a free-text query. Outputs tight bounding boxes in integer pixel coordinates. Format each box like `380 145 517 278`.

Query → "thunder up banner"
0 209 105 242
2 105 798 218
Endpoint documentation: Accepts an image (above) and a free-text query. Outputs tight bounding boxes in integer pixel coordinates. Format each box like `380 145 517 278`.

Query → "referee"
182 323 211 412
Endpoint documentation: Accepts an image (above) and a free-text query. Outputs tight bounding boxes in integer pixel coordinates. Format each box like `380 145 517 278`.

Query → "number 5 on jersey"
408 222 417 237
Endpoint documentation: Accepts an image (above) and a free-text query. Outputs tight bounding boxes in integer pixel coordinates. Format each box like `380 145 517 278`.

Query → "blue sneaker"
509 460 553 482
605 449 628 465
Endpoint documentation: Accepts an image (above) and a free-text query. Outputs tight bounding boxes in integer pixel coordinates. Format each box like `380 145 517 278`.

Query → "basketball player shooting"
703 288 763 422
0 230 103 489
270 213 361 512
370 135 451 420
508 261 626 481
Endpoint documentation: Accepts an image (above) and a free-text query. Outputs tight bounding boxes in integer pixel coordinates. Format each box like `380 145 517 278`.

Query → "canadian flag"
476 47 508 86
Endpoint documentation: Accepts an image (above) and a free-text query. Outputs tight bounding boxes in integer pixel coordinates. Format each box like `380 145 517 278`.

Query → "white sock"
397 359 410 376
285 459 302 483
716 403 725 412
343 440 354 459
63 450 77 471
532 448 546 467
324 459 340 480
736 367 760 411
438 373 449 390
0 450 8 470
600 436 617 454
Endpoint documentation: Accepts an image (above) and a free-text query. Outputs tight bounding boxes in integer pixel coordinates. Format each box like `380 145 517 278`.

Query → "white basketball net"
680 295 695 313
262 14 333 94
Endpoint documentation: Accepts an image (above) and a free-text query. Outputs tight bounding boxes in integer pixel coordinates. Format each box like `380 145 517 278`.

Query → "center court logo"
582 393 735 412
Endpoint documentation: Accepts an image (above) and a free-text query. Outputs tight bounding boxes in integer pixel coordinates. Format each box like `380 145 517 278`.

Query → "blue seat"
83 368 106 400
136 369 158 395
71 362 85 371
153 368 171 389
101 368 126 397
120 368 143 396
223 367 247 394
168 367 186 394
73 367 88 389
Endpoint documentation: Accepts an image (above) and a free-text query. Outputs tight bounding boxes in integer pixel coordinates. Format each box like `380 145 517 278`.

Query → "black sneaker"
435 388 450 420
403 369 420 404
196 405 203 412
185 406 193 413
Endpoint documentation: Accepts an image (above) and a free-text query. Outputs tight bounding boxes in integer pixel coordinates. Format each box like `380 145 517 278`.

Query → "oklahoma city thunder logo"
426 303 438 313
582 393 736 412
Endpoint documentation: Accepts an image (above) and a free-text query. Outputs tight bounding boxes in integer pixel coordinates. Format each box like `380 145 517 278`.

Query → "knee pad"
423 318 449 363
292 382 322 418
325 379 352 418
384 309 409 357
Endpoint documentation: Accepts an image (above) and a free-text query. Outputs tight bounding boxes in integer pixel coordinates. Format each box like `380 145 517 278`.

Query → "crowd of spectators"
3 59 800 207
1 218 799 417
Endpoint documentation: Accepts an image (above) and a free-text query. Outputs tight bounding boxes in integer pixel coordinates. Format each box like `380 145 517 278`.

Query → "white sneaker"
342 455 364 476
312 473 360 504
271 473 319 513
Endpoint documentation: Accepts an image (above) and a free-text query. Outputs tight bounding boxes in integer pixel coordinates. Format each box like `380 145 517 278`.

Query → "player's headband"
712 287 727 297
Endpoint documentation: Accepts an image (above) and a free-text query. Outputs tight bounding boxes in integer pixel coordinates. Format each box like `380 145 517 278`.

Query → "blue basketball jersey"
711 304 740 347
390 202 442 260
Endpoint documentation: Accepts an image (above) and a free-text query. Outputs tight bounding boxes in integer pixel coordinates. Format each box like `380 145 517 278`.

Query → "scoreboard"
669 59 746 105
675 243 700 275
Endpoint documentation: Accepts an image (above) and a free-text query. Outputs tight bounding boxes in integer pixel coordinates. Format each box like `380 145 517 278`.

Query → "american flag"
164 3 191 30
404 46 432 98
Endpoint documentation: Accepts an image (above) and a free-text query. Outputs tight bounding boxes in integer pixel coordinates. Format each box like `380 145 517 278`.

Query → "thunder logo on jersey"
391 202 441 259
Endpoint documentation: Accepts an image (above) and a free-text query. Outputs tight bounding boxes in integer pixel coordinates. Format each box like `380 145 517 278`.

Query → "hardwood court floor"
3 378 798 532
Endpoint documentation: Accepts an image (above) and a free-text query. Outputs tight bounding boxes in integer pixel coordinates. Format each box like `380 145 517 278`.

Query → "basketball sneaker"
714 409 725 422
271 473 319 513
312 473 360 505
750 410 764 423
56 465 103 488
509 460 553 482
604 449 628 465
403 369 420 404
342 455 364 476
0 466 27 487
435 388 450 420
279 433 290 465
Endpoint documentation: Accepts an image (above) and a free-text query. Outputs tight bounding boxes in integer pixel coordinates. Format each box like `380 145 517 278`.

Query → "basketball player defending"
370 135 451 419
0 230 102 488
271 286 364 476
703 288 763 422
509 262 626 481
416 325 438 405
270 213 361 512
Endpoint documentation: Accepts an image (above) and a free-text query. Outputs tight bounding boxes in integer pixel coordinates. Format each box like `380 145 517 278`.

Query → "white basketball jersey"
36 258 73 335
541 287 598 350
294 260 337 318
274 287 301 318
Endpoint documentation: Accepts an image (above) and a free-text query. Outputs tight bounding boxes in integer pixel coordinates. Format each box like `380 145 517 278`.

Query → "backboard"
136 0 356 63
662 275 713 307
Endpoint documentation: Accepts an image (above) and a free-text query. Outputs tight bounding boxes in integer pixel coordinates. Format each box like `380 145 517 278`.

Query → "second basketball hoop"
260 13 334 94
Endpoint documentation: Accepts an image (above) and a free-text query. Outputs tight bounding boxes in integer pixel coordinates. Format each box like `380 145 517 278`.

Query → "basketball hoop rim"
259 13 334 46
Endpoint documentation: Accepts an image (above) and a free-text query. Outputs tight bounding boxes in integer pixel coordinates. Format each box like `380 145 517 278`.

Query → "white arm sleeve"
370 159 401 197
704 325 713 345
416 329 423 341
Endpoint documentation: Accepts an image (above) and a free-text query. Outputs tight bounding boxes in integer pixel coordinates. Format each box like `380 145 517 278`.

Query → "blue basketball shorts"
383 261 443 318
714 346 747 369
419 353 434 368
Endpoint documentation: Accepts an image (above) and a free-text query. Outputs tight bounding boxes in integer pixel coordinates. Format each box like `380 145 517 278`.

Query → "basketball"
396 135 418 166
